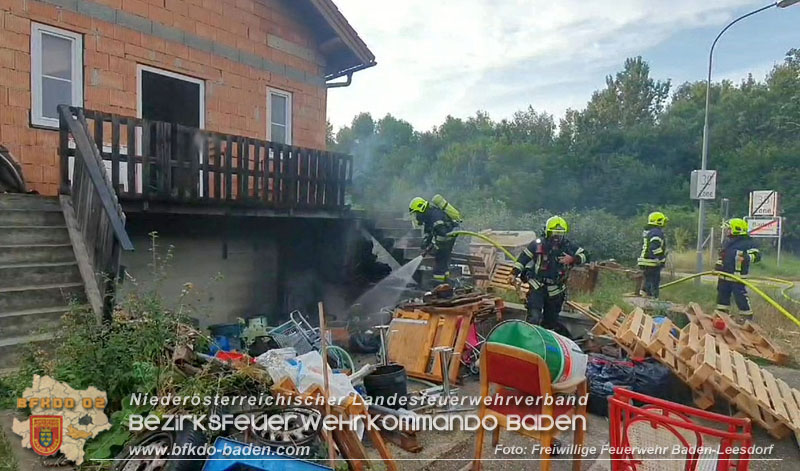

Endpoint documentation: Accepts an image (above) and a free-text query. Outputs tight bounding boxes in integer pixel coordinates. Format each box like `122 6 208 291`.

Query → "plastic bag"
586 353 681 416
265 350 358 402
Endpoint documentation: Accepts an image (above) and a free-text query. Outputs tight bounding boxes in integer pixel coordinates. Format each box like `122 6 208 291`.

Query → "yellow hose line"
660 271 800 328
447 231 519 262
446 230 800 325
748 276 800 306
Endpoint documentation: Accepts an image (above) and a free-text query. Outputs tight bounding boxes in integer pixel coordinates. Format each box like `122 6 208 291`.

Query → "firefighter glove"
558 254 576 265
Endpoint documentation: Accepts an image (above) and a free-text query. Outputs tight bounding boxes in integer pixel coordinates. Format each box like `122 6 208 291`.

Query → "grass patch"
658 274 718 312
749 251 800 280
571 272 635 313
667 250 716 273
668 249 800 280
0 427 18 471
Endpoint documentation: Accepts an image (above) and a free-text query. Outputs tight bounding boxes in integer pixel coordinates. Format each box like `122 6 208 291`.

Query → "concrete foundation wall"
120 214 361 328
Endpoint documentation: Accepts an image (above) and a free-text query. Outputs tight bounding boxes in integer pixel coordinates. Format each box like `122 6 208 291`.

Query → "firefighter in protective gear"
409 196 458 287
716 218 761 319
637 211 668 298
510 216 588 333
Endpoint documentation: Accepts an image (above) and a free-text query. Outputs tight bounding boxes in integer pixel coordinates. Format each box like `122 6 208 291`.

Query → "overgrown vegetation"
0 427 17 471
332 50 800 255
0 236 272 466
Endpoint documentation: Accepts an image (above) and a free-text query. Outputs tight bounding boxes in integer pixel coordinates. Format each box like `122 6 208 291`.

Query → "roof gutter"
325 61 377 88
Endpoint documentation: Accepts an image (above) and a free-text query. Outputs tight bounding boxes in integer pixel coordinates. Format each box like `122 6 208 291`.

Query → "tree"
331 53 800 246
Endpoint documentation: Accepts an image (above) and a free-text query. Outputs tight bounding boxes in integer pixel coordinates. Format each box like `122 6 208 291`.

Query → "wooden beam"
59 195 104 320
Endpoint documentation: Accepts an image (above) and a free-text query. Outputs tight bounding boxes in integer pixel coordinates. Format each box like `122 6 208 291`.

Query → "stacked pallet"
683 303 789 365
487 262 599 299
592 307 716 409
592 306 800 441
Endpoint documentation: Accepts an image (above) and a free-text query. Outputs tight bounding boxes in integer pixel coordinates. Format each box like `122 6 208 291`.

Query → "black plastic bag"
586 353 685 416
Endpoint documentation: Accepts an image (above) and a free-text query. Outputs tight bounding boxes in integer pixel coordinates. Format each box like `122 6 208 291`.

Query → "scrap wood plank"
777 379 800 430
565 300 602 322
761 369 791 423
431 314 462 378
448 315 473 383
745 359 772 411
741 320 790 365
688 334 717 388
271 378 397 471
692 383 715 410
678 322 702 360
732 396 793 439
619 308 644 345
592 306 627 336
388 314 436 375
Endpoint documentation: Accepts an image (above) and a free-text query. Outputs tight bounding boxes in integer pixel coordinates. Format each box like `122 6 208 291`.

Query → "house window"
137 65 205 128
31 23 83 128
268 88 292 144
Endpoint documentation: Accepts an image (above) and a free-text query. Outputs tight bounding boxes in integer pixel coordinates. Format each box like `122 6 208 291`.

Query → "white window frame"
267 88 292 145
135 64 206 127
31 23 84 129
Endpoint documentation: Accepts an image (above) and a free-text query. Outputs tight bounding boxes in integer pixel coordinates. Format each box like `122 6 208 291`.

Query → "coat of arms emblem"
30 416 62 456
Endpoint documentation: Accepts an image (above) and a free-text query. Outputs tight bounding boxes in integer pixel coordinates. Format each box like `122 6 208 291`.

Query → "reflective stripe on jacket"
638 226 666 267
715 236 761 276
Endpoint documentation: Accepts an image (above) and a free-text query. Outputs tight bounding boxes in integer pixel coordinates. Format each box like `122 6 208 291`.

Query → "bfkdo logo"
30 416 63 456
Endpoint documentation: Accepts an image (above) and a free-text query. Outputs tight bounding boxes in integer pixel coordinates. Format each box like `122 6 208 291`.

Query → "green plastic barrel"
486 320 564 382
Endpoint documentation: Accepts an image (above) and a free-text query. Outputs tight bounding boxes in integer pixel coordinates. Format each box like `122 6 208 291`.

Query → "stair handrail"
58 105 134 251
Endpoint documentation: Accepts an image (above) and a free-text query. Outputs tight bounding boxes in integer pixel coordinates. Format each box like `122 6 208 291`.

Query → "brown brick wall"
0 0 329 195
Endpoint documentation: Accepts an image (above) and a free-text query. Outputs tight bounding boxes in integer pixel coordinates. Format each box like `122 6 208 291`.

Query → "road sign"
749 190 779 217
746 217 781 237
690 170 717 200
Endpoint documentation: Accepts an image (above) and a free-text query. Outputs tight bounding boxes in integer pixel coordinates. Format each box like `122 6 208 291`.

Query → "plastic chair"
472 342 587 471
609 387 753 471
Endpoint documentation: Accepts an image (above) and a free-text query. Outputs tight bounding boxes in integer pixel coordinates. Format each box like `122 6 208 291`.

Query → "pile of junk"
111 303 407 471
110 283 537 471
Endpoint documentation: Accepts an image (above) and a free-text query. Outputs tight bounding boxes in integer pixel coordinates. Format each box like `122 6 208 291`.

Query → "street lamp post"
695 0 799 275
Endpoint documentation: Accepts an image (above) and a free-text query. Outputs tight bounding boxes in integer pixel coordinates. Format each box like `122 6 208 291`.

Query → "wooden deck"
60 108 353 217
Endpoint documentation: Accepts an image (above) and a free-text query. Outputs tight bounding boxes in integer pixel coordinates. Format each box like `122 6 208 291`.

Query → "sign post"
690 170 717 200
746 190 782 267
778 218 782 267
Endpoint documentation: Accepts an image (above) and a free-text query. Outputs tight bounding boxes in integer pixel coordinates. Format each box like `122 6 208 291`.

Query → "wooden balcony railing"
58 105 135 318
59 108 353 211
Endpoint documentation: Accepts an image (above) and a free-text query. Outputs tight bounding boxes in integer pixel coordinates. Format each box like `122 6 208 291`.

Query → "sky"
325 0 800 132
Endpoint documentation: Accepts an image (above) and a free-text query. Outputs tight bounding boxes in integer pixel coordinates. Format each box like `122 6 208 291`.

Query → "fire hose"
448 230 800 328
447 230 519 262
659 271 800 328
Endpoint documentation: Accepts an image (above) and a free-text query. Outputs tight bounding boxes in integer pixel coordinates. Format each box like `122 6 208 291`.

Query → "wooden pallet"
487 262 599 300
487 262 529 298
592 307 715 409
687 333 798 439
683 303 788 365
593 305 800 441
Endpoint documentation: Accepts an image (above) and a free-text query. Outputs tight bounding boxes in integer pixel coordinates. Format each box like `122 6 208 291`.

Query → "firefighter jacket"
415 206 457 249
716 236 760 276
638 226 666 267
512 237 588 295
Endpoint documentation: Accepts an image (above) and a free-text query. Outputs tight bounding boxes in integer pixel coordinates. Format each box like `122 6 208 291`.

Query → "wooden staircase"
0 194 87 370
366 211 423 265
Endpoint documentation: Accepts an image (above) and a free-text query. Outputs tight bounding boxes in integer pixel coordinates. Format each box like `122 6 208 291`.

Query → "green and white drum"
486 320 587 385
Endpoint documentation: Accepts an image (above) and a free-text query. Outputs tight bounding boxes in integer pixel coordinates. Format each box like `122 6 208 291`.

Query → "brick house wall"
0 0 329 196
